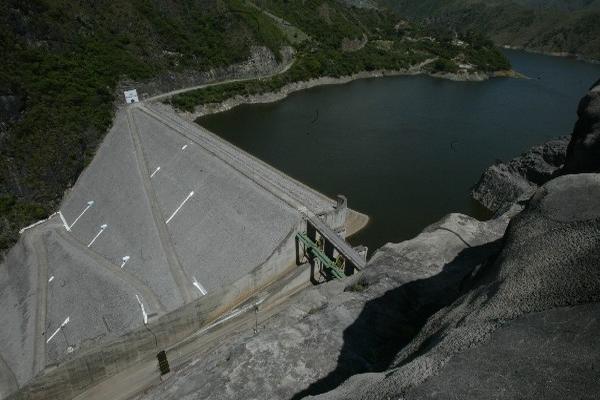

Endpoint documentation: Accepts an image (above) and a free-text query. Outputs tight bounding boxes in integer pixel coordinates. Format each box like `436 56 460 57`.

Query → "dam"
0 100 367 399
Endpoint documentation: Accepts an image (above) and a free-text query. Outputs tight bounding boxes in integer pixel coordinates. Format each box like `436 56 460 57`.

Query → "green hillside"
383 0 600 60
170 0 510 111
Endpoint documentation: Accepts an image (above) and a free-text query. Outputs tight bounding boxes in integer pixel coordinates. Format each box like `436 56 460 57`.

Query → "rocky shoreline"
473 77 600 214
174 65 520 121
118 46 295 102
471 136 569 214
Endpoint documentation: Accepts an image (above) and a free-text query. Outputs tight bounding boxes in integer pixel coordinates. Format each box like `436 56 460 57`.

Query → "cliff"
563 78 600 173
471 137 569 213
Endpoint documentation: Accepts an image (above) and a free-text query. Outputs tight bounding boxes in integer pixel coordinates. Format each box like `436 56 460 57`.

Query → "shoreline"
502 45 600 65
173 66 520 121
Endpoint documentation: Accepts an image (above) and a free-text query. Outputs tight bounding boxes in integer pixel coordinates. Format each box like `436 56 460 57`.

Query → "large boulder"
471 137 568 213
563 79 600 173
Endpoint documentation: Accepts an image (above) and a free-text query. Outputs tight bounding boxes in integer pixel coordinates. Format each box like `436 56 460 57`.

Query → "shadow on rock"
290 238 502 400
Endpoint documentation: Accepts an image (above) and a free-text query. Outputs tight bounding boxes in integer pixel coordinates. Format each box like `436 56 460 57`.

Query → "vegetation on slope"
382 0 600 61
0 0 508 254
169 0 510 112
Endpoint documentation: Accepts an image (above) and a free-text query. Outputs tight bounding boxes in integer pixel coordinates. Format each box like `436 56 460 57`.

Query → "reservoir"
199 50 600 252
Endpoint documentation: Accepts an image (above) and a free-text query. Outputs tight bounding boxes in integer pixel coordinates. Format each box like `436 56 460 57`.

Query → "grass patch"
345 276 370 293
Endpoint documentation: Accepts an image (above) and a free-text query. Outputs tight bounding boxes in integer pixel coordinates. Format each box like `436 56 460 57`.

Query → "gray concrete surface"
44 229 144 364
60 109 183 312
131 108 300 291
0 94 344 398
0 237 38 387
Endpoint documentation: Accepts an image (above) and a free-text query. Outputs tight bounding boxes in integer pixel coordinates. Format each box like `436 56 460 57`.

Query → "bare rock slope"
136 213 509 400
471 137 568 213
563 78 600 173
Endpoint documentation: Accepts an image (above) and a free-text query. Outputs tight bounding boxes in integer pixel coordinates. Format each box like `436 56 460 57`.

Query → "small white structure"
124 89 139 104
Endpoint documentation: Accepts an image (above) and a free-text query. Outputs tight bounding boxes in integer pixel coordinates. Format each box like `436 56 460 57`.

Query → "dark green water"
199 50 600 252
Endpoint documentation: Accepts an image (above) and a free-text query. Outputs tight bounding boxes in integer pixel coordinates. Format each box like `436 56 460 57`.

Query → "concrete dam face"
0 102 353 398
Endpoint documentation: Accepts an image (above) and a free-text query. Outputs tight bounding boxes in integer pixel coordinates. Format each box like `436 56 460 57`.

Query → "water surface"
199 50 600 252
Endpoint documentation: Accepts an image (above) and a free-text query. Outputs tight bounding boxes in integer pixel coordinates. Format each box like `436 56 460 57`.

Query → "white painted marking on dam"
166 191 194 224
135 295 148 325
19 211 69 234
192 277 207 295
150 166 161 178
120 256 130 268
58 211 71 232
87 224 108 248
47 316 70 343
69 201 94 229
190 297 265 338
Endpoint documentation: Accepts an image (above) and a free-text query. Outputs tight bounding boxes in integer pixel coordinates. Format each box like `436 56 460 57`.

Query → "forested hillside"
383 0 600 60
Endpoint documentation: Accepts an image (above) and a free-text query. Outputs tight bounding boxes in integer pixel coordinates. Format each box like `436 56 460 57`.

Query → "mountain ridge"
382 0 600 61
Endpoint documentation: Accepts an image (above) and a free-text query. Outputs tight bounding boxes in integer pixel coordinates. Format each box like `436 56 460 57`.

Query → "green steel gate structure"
295 216 366 281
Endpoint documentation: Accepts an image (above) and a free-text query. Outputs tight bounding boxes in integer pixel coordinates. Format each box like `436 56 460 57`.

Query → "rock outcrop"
563 78 600 173
119 46 294 100
471 137 568 213
473 78 600 213
312 173 600 400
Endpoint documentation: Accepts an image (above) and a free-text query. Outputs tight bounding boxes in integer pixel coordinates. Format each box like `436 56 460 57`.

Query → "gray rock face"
563 79 600 173
313 173 600 400
134 213 508 400
120 46 294 100
471 137 568 213
404 303 600 400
